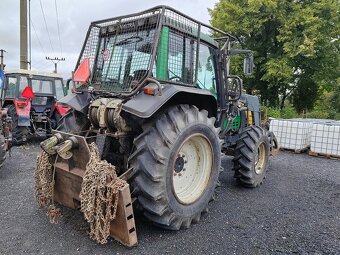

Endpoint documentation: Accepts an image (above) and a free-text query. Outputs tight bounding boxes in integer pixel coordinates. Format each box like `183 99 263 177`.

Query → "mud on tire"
129 105 221 230
233 126 269 188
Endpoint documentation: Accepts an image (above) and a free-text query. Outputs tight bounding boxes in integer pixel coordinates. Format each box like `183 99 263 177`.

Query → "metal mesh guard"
77 6 228 93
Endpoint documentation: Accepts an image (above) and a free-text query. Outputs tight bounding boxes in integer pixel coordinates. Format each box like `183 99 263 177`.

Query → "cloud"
0 0 218 78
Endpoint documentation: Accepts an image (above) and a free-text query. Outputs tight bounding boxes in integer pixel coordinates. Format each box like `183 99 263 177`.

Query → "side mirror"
227 75 243 101
243 55 254 75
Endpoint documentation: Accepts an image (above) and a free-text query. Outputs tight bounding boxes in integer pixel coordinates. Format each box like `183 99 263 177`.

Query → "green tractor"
36 6 278 247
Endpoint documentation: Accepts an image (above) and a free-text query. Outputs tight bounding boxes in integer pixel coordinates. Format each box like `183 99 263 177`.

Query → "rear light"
143 87 156 95
17 101 28 108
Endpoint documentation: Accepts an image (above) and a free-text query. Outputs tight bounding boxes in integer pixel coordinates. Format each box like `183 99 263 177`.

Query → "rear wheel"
233 126 269 187
7 104 30 145
129 105 221 230
56 109 90 133
0 133 6 168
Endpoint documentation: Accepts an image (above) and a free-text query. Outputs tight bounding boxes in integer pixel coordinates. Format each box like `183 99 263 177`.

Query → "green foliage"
280 106 298 119
262 105 298 119
209 0 340 111
305 111 330 119
292 77 318 113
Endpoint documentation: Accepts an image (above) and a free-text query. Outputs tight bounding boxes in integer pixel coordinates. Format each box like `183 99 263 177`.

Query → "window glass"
5 77 17 98
197 44 216 95
94 29 156 92
19 76 28 95
168 31 196 84
55 79 65 100
32 79 53 94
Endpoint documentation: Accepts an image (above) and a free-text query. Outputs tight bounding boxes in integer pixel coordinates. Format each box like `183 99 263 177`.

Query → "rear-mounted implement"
36 132 137 247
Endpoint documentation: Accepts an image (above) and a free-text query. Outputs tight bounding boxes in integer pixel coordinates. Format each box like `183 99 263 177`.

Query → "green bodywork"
156 27 170 80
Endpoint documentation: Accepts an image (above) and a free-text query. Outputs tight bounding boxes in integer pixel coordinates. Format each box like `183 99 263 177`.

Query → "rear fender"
122 84 217 118
57 91 91 114
14 99 31 126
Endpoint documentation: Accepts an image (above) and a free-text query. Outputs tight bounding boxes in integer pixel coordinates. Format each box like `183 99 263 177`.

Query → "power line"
31 19 46 56
39 0 54 53
54 0 62 56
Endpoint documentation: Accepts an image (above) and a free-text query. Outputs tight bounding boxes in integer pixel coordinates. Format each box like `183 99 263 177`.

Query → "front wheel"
233 126 269 187
129 105 221 230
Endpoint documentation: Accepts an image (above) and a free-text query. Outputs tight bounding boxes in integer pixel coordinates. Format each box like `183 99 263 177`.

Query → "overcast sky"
0 0 218 78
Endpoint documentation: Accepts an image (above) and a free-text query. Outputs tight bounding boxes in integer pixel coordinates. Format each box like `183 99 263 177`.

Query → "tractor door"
54 79 66 100
196 43 218 97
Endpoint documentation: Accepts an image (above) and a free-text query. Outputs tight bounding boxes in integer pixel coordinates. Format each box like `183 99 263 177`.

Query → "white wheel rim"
255 142 266 174
172 134 213 205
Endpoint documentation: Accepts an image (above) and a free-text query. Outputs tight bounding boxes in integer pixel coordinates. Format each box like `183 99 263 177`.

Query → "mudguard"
58 91 91 114
14 100 31 127
122 84 217 118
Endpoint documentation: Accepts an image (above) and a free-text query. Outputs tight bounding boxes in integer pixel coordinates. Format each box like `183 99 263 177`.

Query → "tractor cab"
1 70 69 144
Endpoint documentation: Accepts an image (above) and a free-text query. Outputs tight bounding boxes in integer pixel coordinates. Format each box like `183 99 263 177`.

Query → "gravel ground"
0 141 339 255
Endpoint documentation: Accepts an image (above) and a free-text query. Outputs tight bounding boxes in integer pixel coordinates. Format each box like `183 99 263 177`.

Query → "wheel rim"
255 142 266 174
172 134 213 205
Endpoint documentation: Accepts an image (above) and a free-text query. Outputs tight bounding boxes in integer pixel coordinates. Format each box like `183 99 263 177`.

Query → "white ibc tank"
310 123 340 157
269 119 313 151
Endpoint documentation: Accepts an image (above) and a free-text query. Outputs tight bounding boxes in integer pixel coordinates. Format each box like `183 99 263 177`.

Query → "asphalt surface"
0 141 339 255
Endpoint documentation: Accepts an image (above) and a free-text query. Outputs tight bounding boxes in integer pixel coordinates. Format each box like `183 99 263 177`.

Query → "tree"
209 0 340 112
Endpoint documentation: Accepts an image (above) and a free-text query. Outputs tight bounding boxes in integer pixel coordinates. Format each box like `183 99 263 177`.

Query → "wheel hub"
174 155 185 173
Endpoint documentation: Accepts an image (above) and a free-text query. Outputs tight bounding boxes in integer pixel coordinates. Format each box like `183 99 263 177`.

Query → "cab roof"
5 69 63 79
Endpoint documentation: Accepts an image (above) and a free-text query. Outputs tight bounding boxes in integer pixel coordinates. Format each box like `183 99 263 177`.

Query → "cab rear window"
31 80 53 94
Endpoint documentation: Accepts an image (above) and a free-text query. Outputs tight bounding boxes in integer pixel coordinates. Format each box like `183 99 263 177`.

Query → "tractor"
35 6 278 247
0 69 14 167
1 70 70 145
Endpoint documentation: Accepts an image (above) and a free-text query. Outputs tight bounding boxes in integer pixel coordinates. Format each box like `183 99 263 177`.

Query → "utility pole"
20 0 29 70
0 49 6 70
46 57 65 73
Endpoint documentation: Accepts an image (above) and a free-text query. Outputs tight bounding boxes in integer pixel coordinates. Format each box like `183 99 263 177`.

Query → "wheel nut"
184 160 188 164
178 173 182 176
183 168 186 171
174 172 177 176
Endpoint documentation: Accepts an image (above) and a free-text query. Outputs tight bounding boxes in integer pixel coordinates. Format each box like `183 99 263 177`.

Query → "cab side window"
19 76 28 95
5 77 17 98
168 31 196 84
197 44 216 95
55 79 65 100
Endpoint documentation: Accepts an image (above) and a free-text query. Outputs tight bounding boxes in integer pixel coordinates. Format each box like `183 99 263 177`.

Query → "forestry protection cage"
75 5 235 93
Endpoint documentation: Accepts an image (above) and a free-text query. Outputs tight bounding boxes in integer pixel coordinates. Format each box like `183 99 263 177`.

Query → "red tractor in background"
1 70 70 145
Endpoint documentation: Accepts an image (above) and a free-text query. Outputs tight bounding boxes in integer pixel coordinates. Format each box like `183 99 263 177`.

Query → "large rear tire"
129 105 221 230
233 126 269 187
56 109 90 133
0 134 6 168
7 104 30 145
